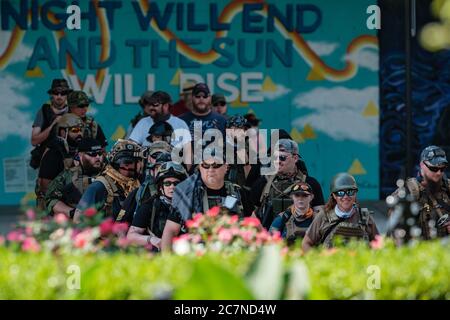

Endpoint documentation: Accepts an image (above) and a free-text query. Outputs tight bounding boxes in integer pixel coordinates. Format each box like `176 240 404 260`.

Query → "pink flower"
206 206 220 217
281 246 289 256
99 218 114 236
74 229 92 249
191 234 202 244
370 235 384 250
25 226 34 236
218 228 233 244
241 217 261 228
116 237 129 248
21 237 40 252
256 230 269 243
185 219 199 229
240 230 254 243
54 213 68 225
84 207 97 217
25 209 36 220
229 215 239 224
112 222 129 235
192 213 203 222
7 230 25 242
271 230 282 242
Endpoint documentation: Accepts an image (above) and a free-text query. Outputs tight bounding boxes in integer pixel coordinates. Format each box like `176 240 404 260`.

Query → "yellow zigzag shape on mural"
170 69 183 86
231 94 249 108
302 124 316 139
362 101 378 117
290 128 305 143
0 0 378 84
262 76 277 92
25 66 44 78
111 125 126 141
348 158 367 175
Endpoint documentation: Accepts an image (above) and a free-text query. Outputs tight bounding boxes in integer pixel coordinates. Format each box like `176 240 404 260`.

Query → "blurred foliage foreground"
0 239 449 300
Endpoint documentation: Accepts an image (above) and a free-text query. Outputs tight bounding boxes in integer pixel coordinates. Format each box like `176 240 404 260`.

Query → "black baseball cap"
192 83 210 96
78 138 103 152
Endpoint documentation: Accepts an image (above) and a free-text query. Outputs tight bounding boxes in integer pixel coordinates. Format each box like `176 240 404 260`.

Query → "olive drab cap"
420 145 448 166
67 91 91 108
330 173 358 193
56 113 84 130
107 139 144 164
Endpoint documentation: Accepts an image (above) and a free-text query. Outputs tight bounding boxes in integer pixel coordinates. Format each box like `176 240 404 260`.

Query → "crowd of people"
30 78 450 253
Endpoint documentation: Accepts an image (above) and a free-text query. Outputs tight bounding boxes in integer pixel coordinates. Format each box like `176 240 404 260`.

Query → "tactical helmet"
155 161 188 184
226 115 248 129
56 113 84 131
330 173 358 193
107 139 144 166
147 121 174 144
147 141 173 158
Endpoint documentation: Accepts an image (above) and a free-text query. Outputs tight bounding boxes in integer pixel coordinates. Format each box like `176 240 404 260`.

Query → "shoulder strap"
260 175 276 204
359 207 370 226
95 175 118 213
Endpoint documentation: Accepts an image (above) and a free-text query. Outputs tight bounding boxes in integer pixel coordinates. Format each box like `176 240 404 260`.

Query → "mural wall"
0 0 379 205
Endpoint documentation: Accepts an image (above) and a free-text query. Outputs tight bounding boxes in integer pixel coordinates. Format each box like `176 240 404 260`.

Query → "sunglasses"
162 181 179 187
293 192 311 198
277 154 290 162
424 162 447 173
200 163 223 169
69 127 83 134
150 152 162 159
194 94 209 99
214 102 226 107
52 91 68 96
334 189 357 198
85 151 103 157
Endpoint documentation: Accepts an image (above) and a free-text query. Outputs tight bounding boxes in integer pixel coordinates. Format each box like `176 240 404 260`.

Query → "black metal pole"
405 0 413 178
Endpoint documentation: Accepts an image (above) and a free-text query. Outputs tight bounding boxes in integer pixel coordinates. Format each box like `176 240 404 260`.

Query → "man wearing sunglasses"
74 139 144 222
211 93 229 119
127 161 188 251
179 83 227 149
30 79 72 169
302 173 379 252
251 139 324 230
44 138 105 218
67 91 108 148
129 90 191 149
389 145 450 239
161 151 251 251
35 113 84 211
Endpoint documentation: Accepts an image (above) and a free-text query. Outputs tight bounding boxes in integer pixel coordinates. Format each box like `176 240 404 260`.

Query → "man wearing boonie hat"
269 181 319 245
388 145 450 239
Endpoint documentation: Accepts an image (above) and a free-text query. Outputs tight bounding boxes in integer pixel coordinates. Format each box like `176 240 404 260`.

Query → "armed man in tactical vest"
30 79 72 169
67 90 108 148
116 141 173 224
127 161 189 251
73 139 144 222
302 173 379 253
35 113 84 211
269 182 320 246
44 138 105 219
161 150 252 251
251 139 324 230
388 146 450 239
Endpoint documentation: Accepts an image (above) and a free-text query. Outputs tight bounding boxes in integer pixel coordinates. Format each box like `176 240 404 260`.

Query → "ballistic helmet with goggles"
156 161 188 184
107 139 144 166
330 173 358 193
56 113 84 132
147 141 173 158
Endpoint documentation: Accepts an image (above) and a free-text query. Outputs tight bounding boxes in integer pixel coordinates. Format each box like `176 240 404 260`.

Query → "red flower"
240 230 254 243
21 237 40 252
370 235 384 250
112 222 129 235
84 207 97 217
74 230 91 249
54 213 68 225
218 228 233 244
229 215 239 224
25 209 36 220
116 237 129 248
7 230 25 243
99 218 114 236
192 213 203 222
206 206 220 217
241 217 261 228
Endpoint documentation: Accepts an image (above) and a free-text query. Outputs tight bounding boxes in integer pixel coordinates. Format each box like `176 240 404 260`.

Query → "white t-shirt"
128 115 192 148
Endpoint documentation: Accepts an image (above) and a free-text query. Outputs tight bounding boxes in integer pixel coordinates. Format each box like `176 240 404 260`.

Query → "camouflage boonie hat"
68 91 91 108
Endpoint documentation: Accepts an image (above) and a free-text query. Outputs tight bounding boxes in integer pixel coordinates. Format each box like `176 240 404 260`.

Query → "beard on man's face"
82 160 103 175
67 135 83 147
